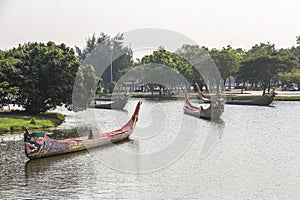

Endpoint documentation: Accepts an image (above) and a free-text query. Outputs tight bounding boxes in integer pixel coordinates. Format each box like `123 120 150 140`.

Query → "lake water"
0 100 300 199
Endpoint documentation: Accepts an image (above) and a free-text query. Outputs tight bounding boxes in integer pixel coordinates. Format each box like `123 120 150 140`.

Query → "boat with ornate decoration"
24 101 142 159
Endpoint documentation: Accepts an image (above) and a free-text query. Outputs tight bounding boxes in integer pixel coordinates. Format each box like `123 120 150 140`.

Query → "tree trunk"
241 81 245 94
267 81 271 93
262 81 267 95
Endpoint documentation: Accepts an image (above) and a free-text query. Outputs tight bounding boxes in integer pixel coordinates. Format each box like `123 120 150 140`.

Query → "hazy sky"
0 0 300 51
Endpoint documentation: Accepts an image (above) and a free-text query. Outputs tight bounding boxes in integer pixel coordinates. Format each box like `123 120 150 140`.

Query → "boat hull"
224 95 274 106
183 89 223 120
25 133 131 159
24 101 141 159
195 83 275 106
90 98 128 110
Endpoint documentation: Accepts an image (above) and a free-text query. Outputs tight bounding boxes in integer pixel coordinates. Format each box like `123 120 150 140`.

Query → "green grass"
274 96 300 101
0 111 65 133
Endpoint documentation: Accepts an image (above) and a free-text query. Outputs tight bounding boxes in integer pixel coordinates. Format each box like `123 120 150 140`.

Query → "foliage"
209 45 241 85
106 81 116 94
278 69 300 87
72 64 99 110
75 33 133 88
0 81 19 107
176 45 226 94
175 45 209 83
141 48 195 83
296 36 300 46
0 51 20 106
290 46 300 63
0 51 20 83
238 43 298 94
131 48 194 94
8 41 81 113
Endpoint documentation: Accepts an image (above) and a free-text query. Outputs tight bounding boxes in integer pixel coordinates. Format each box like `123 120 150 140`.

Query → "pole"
110 46 113 82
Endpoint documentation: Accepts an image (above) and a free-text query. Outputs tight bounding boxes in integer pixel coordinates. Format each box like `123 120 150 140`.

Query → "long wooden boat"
24 101 142 159
183 89 223 120
195 83 276 106
89 97 128 110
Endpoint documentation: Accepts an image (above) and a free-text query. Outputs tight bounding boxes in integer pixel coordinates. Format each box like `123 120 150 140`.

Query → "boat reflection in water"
24 150 88 178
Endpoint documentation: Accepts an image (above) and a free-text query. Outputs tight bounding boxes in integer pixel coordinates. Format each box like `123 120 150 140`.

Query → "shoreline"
1 91 299 134
0 111 65 134
130 90 300 101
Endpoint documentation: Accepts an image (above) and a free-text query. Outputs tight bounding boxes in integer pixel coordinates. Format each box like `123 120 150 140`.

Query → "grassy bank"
274 96 300 101
0 111 65 133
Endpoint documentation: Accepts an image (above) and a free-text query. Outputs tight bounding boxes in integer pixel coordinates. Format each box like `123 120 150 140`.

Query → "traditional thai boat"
195 83 276 106
89 97 128 110
183 89 224 120
24 101 142 159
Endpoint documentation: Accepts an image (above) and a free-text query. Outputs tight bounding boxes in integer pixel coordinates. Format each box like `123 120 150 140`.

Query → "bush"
30 118 36 125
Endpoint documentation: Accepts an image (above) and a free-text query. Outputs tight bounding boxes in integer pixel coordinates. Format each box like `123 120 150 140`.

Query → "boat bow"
24 101 142 159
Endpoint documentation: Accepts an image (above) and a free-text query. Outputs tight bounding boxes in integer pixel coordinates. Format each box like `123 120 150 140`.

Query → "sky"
0 0 300 52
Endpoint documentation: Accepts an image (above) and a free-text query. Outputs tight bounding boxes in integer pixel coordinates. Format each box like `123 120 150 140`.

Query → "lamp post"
110 45 113 82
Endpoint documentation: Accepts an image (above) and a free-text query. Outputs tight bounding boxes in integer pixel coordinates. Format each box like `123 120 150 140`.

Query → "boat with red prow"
195 83 275 106
24 101 142 159
183 88 224 120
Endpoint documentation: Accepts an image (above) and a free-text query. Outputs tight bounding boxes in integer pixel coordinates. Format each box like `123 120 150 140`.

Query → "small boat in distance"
183 89 224 120
195 83 276 106
89 96 128 110
24 101 142 159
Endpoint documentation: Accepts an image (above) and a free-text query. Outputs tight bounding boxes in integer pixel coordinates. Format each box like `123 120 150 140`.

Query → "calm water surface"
0 100 299 199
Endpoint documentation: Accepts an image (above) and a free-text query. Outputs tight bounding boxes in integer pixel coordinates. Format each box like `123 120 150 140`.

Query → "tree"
9 42 81 113
76 33 133 91
0 51 20 108
140 48 194 94
0 82 19 109
176 45 208 84
278 69 300 90
72 64 99 110
209 46 241 89
176 45 227 94
290 37 300 63
296 36 300 46
238 43 298 94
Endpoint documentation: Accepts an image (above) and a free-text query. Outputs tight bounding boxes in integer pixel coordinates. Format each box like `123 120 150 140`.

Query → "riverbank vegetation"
1 32 300 118
0 111 65 133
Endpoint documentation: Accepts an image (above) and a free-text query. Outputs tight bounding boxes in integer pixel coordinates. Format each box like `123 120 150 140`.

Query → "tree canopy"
0 51 20 108
76 33 133 90
209 46 241 86
238 43 298 94
8 41 81 113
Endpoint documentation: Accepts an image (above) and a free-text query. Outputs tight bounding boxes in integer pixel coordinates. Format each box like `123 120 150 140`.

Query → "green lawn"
274 96 300 101
0 111 65 133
